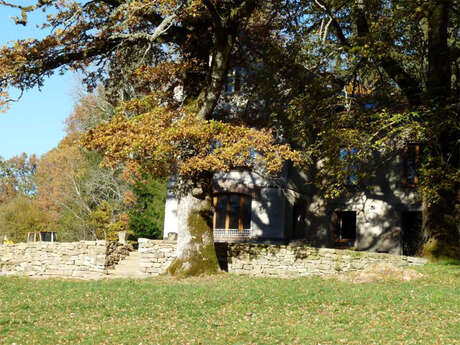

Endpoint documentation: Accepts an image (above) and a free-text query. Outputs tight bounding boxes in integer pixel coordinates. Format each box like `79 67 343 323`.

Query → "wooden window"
213 194 252 231
403 144 420 187
40 232 56 242
332 211 356 248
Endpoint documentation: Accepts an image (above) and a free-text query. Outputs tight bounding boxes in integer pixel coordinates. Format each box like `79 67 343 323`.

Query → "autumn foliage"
83 104 302 182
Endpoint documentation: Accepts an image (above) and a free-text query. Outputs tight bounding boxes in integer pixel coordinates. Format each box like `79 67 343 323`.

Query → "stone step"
108 250 147 278
116 262 140 268
115 263 141 269
114 263 141 271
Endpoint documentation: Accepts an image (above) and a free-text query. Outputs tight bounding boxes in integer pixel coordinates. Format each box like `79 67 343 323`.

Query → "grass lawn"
0 262 458 345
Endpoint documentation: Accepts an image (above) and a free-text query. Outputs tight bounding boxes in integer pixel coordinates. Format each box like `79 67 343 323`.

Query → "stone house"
164 67 423 256
163 142 423 256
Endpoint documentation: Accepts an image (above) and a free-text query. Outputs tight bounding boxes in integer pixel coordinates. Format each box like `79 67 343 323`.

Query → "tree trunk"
422 188 460 259
167 186 220 277
421 0 459 259
197 31 235 120
167 27 236 277
426 0 451 101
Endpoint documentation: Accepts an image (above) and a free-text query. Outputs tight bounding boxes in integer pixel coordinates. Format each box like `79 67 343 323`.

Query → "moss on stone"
350 250 364 258
334 253 345 271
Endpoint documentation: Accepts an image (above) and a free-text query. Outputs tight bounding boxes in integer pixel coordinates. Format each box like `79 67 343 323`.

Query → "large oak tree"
0 0 301 275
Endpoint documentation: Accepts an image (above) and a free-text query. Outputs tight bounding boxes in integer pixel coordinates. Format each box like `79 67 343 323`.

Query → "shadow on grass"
433 259 460 266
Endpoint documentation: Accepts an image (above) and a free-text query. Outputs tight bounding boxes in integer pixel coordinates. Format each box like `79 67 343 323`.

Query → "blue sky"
0 5 74 160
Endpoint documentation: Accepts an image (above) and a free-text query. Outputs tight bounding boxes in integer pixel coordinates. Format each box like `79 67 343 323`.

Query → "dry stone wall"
138 239 427 278
138 238 176 276
226 243 427 278
0 241 107 279
0 239 428 279
105 242 133 269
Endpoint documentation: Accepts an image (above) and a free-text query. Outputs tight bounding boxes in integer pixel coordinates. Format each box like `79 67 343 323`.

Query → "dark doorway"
214 242 228 271
292 199 307 239
401 211 423 256
333 211 357 248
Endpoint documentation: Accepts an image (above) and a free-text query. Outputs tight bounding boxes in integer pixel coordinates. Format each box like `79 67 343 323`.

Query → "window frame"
224 69 240 93
332 211 357 248
213 193 252 232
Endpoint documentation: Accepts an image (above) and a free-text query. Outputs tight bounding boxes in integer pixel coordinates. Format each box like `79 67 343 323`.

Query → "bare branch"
0 0 51 25
109 14 178 43
322 18 332 43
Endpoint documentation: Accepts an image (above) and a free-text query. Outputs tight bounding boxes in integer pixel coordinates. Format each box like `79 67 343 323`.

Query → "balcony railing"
213 228 252 242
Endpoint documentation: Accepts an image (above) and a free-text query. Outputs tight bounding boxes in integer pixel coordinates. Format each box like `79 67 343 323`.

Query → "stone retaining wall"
225 243 427 278
138 239 427 278
105 242 133 269
0 241 107 279
138 238 176 276
0 240 428 279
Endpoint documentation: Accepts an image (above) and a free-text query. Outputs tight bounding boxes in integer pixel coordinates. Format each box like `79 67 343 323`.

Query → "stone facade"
138 238 176 276
164 146 424 255
137 239 427 278
0 241 107 279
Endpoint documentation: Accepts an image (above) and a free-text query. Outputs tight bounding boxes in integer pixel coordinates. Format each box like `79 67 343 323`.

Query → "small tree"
0 195 49 242
128 176 166 239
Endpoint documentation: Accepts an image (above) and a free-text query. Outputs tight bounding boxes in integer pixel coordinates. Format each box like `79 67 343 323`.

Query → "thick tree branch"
0 38 120 96
196 0 261 120
352 3 423 106
137 9 189 44
426 0 452 102
314 0 351 47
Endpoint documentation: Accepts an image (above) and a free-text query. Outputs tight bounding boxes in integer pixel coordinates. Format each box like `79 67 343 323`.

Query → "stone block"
407 257 427 265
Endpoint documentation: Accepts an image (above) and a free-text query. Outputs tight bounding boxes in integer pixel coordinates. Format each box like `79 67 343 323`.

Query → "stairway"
108 251 147 278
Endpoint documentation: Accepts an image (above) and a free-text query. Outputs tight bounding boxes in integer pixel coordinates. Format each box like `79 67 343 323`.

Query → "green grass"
0 263 459 345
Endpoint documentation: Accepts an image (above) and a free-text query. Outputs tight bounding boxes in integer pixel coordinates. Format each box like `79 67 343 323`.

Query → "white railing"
214 228 252 240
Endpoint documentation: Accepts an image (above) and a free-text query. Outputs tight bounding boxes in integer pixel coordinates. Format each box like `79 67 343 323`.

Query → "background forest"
0 90 166 242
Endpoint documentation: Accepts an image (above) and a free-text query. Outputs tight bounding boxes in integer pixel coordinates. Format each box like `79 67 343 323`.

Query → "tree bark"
426 0 451 101
421 0 459 259
196 27 235 120
167 186 220 277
